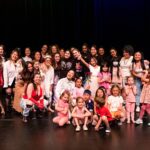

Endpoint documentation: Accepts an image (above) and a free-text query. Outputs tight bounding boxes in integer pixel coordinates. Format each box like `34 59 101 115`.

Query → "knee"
101 116 107 121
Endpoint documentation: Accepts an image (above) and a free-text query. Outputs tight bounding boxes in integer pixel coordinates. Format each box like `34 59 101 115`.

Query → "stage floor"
0 114 150 150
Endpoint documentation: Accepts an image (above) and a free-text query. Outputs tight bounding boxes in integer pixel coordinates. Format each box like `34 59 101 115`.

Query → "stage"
0 114 150 150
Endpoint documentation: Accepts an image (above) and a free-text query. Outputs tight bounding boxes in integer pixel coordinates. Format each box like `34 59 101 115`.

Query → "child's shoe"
83 125 88 131
75 126 81 131
135 118 143 124
118 121 122 126
136 106 140 112
147 122 150 126
105 128 111 133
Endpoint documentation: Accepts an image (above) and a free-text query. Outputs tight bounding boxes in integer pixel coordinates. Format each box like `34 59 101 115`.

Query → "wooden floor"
0 113 150 150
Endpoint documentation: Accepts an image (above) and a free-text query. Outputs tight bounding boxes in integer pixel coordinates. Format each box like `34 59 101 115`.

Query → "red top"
96 106 113 121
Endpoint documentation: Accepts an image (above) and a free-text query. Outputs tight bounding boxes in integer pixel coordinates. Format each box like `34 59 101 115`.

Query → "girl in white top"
3 49 20 112
22 47 32 62
107 84 125 125
79 56 100 99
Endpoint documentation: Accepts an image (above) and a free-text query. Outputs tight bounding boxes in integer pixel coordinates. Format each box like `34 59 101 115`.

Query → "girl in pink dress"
136 70 150 126
98 62 111 95
124 76 137 123
53 90 70 126
72 97 91 131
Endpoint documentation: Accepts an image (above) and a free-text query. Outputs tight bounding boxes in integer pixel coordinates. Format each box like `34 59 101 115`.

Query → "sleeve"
55 79 63 99
107 96 111 104
119 96 124 103
50 67 54 85
3 62 8 88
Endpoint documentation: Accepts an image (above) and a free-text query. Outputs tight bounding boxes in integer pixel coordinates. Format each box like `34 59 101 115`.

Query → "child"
135 70 150 126
72 97 91 131
98 62 111 95
124 76 136 123
83 90 94 113
110 58 122 87
107 84 125 125
72 78 85 106
53 90 70 126
93 97 112 133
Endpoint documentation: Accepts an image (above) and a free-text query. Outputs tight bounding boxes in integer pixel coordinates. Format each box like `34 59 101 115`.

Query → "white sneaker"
118 122 122 126
136 106 140 112
83 125 88 131
135 118 143 124
147 122 150 126
105 128 111 133
75 126 81 131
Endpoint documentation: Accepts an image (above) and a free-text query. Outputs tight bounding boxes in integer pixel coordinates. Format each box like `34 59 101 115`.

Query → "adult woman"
3 49 20 112
13 62 34 113
20 73 48 122
33 51 41 63
131 51 149 112
22 47 32 62
120 45 134 87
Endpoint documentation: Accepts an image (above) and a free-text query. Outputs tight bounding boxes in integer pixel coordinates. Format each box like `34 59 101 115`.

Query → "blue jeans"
135 78 142 106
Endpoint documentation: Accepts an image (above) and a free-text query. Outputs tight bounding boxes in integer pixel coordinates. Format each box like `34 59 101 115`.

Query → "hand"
95 125 99 131
6 88 12 94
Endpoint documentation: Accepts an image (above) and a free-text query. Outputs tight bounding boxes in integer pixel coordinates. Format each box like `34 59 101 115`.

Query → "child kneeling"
93 97 112 133
72 97 91 131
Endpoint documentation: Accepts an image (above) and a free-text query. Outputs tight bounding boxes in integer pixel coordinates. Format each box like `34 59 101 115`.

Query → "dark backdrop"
0 0 150 58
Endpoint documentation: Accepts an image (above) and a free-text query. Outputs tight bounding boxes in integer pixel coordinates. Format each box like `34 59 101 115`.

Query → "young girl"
98 62 111 95
72 78 85 106
93 97 112 133
135 70 150 126
124 76 137 123
110 58 122 87
107 85 125 125
72 97 91 131
53 90 70 126
79 56 100 98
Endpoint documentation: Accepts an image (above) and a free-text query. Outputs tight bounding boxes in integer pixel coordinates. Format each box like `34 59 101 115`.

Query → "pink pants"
126 102 135 121
139 104 150 119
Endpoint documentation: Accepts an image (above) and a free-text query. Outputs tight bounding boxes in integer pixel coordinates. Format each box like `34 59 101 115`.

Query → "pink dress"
125 85 136 103
73 87 84 98
57 99 69 118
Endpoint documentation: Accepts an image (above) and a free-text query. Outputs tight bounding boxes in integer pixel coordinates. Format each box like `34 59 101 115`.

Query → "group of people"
0 43 150 133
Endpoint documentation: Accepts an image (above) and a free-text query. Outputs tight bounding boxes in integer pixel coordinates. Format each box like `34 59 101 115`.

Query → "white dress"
85 65 100 98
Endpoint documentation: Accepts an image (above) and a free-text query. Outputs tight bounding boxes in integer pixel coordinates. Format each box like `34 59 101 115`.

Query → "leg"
101 116 110 129
126 102 131 123
139 104 146 119
131 103 135 123
53 116 61 124
73 117 81 131
58 117 69 126
95 117 102 131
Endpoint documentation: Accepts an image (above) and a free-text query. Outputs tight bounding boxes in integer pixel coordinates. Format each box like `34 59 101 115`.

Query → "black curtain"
0 0 150 58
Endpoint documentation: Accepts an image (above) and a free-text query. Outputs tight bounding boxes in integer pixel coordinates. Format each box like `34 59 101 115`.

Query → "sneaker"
75 126 81 131
127 120 130 124
105 128 111 133
147 122 150 126
136 106 140 112
23 116 27 123
83 125 88 131
118 122 122 126
135 118 143 124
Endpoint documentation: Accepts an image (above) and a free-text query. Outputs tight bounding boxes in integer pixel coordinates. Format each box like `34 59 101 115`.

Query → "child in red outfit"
93 97 112 133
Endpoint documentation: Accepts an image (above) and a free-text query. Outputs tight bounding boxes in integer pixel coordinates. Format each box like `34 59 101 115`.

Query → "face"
75 79 82 88
11 51 19 61
34 52 41 61
64 51 71 59
62 94 69 102
28 63 33 72
44 58 51 67
25 48 31 57
96 89 104 98
110 49 117 57
59 49 65 58
34 62 39 70
123 51 130 59
98 48 104 56
77 98 84 108
90 58 97 67
102 65 108 72
72 50 79 58
0 46 4 56
82 45 88 53
83 93 90 101
41 45 48 54
54 53 61 62
112 87 120 96
90 47 97 56
134 52 142 61
67 70 75 80
51 46 57 54
34 74 41 84
127 77 134 85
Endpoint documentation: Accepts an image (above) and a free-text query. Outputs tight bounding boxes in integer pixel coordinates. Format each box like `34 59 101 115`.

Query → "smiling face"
61 93 69 103
34 52 41 61
98 48 105 56
123 50 130 59
41 45 48 54
27 63 33 72
127 76 134 85
75 79 82 88
0 46 4 56
11 51 19 62
77 98 84 108
25 48 31 57
64 51 71 59
90 58 97 67
33 74 41 85
54 53 61 62
67 70 75 80
111 86 120 97
110 49 117 57
96 89 104 98
134 52 142 61
90 47 97 56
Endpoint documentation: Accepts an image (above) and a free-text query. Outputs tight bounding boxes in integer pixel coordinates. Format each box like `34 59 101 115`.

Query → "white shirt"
22 56 32 62
107 95 124 112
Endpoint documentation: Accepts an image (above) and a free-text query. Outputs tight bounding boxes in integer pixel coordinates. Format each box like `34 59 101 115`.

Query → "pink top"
125 85 136 103
140 84 150 104
98 72 111 89
57 99 69 117
74 106 87 116
73 87 84 98
111 67 122 84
